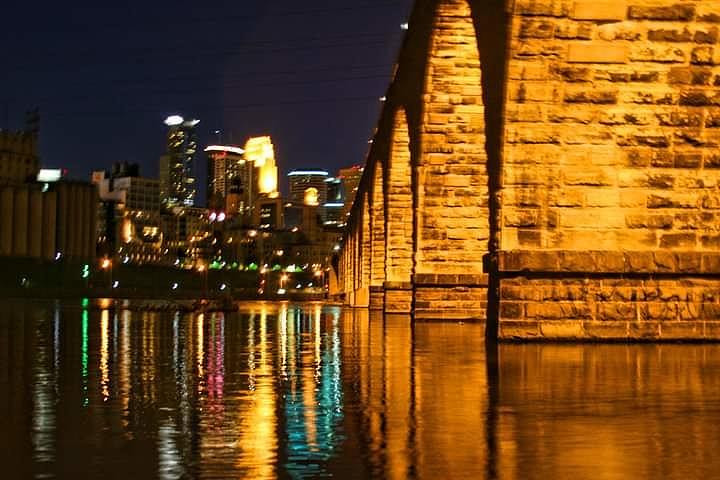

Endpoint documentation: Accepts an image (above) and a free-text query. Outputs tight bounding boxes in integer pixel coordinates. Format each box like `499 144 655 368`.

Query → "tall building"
244 136 278 196
205 136 279 225
0 129 39 186
288 169 329 206
323 177 344 226
205 145 246 216
159 115 199 208
0 180 97 260
338 164 363 219
93 167 162 263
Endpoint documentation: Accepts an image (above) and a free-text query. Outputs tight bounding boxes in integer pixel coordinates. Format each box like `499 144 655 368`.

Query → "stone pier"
339 0 720 340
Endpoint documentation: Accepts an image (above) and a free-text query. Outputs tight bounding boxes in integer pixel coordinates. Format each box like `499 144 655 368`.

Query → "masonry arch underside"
385 107 414 285
369 158 386 288
416 0 489 276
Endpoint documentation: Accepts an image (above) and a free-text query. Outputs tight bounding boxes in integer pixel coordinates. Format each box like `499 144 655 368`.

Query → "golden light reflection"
120 310 131 436
196 313 204 382
140 313 157 403
235 305 277 480
100 309 110 402
279 304 288 381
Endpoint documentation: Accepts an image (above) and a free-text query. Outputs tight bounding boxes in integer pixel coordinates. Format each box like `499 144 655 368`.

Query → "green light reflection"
82 309 89 407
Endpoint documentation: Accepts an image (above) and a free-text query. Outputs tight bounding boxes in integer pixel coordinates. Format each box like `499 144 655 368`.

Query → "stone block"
567 43 628 63
628 4 695 21
705 322 720 340
625 214 674 230
540 320 585 338
593 252 626 272
527 301 593 319
499 320 541 339
701 303 720 320
624 252 655 272
660 233 697 249
648 28 692 42
571 0 626 21
564 89 618 104
661 322 703 340
628 321 661 339
500 301 524 319
674 152 703 168
695 28 719 44
584 321 629 338
555 21 593 40
558 251 597 271
598 302 637 320
691 46 718 65
517 0 569 17
520 19 556 38
630 45 686 63
702 254 720 272
597 24 643 41
680 90 720 106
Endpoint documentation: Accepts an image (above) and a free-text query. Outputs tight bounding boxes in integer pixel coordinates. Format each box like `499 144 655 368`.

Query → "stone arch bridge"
338 0 720 340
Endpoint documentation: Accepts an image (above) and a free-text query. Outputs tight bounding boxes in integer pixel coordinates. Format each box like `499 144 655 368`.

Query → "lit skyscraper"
288 169 329 206
159 115 199 208
205 145 246 217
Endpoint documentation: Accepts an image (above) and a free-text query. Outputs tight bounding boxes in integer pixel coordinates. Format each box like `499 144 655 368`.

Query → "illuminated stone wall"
498 0 720 339
341 0 720 338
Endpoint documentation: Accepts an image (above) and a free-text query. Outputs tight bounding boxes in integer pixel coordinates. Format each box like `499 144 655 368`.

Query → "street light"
100 257 113 290
196 263 208 296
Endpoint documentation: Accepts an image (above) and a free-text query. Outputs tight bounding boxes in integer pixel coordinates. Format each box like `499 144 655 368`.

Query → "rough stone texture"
499 276 720 340
417 0 489 277
339 0 720 339
384 284 414 314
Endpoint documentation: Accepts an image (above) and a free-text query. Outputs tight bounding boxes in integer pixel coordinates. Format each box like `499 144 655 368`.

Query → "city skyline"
0 0 414 195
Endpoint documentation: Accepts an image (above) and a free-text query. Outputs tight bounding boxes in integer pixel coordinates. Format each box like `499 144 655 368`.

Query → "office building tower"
0 128 39 186
323 176 344 226
244 136 278 196
205 145 246 217
338 164 363 219
159 115 199 208
288 169 329 206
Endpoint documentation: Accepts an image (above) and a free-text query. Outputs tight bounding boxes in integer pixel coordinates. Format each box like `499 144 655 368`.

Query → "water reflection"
1 300 720 479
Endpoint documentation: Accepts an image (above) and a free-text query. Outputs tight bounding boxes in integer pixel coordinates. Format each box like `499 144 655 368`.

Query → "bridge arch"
416 0 488 277
369 158 386 309
384 107 415 313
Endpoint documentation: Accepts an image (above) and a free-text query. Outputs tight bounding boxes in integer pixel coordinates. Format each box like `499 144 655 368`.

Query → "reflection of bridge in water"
336 0 720 340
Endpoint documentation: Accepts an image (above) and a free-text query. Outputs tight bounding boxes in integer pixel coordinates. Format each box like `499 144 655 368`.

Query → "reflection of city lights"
220 283 227 291
112 281 120 289
100 310 110 402
171 282 179 290
101 258 112 270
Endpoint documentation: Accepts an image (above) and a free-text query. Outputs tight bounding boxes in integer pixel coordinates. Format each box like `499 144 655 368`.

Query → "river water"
1 299 719 479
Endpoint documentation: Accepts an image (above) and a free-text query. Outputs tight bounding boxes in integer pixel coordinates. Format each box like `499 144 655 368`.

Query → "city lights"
164 115 184 126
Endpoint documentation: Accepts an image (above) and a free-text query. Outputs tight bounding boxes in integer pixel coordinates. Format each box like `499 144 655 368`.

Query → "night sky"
1 0 413 201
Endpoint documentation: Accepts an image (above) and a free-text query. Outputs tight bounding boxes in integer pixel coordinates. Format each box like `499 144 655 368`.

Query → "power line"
45 95 381 118
9 38 399 73
17 31 395 62
8 2 408 33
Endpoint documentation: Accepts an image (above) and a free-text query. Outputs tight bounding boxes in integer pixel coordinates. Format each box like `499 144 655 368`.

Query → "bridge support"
384 282 413 314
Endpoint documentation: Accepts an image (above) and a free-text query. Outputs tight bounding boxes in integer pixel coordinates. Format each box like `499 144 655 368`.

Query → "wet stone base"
499 276 720 341
413 274 488 322
384 282 413 314
369 286 384 311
